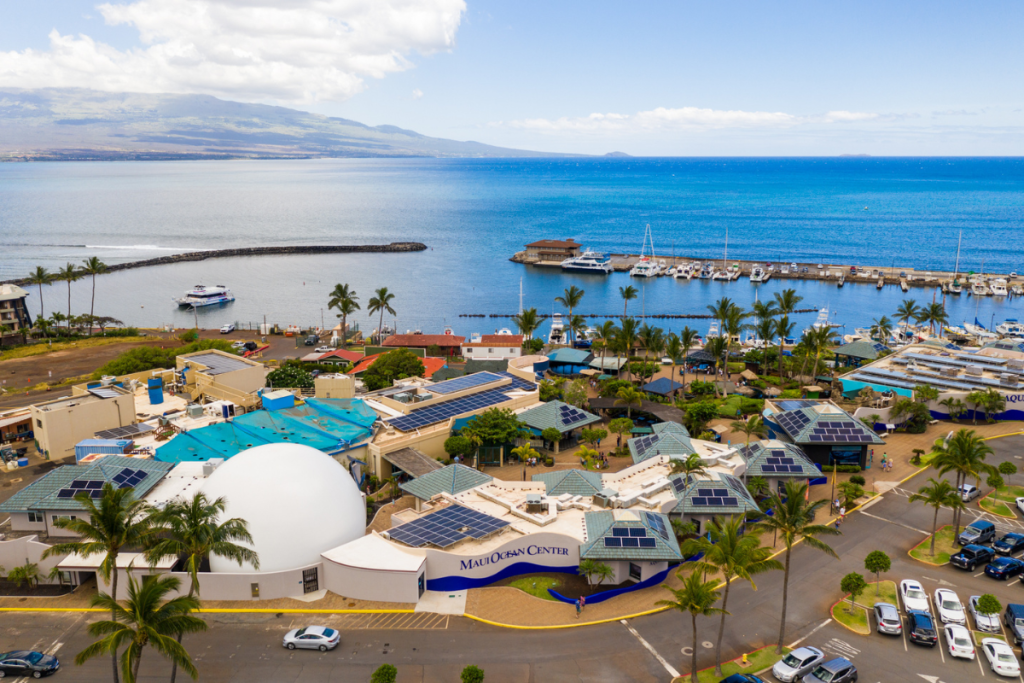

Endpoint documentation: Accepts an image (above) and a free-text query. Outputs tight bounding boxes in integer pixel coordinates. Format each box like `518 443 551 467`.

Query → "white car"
934 588 965 625
900 579 930 613
315 346 333 353
982 638 1021 677
220 323 235 334
282 625 340 652
231 341 246 349
771 646 825 682
1017 497 1024 516
969 595 1002 632
943 623 975 660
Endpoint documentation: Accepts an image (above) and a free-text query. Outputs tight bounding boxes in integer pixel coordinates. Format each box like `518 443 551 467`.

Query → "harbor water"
1 157 1022 338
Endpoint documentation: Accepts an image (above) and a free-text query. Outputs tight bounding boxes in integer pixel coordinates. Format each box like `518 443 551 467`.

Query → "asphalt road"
5 435 1024 682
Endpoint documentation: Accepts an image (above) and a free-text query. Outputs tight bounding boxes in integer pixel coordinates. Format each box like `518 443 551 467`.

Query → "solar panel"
87 480 104 489
113 472 130 484
612 528 630 537
770 449 787 457
387 389 514 432
762 464 777 472
697 488 715 497
57 489 77 499
119 482 133 489
429 372 505 395
628 527 647 537
707 497 724 505
496 371 536 392
634 434 659 457
712 488 729 497
672 478 687 493
90 489 104 499
621 537 640 547
95 423 154 440
387 504 510 548
691 497 708 506
70 480 90 489
723 497 739 506
643 512 670 541
88 386 123 399
639 538 657 548
604 537 622 547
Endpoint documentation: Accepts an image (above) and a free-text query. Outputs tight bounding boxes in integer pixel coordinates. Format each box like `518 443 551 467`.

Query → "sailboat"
630 224 662 277
948 230 963 295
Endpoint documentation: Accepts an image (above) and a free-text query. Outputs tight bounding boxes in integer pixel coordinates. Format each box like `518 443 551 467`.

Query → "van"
1005 604 1024 644
957 520 995 546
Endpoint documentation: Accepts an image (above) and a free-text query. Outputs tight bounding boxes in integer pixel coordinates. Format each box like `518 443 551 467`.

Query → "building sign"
458 545 570 572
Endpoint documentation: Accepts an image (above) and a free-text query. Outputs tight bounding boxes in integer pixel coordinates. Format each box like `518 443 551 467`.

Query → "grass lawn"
914 451 940 467
989 485 1024 504
508 576 561 600
690 646 791 683
831 601 870 634
973 631 1007 646
980 495 1016 518
0 336 149 360
863 580 897 607
910 525 957 565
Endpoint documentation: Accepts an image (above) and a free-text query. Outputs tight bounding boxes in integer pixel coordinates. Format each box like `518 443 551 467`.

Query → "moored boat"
174 285 235 307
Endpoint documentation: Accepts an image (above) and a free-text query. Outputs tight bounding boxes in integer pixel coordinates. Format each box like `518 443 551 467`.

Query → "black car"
985 556 1024 580
995 533 1024 556
907 610 939 647
951 544 996 570
804 657 857 683
0 650 60 678
720 676 766 683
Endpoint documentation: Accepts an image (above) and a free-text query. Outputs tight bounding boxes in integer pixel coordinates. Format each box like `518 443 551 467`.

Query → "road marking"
788 618 833 648
929 596 945 664
902 615 909 651
822 637 860 658
858 510 929 534
621 620 679 679
975 571 986 577
1010 579 1021 587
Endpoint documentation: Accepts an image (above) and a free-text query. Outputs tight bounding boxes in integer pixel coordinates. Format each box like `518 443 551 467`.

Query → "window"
27 512 42 523
51 515 77 526
488 348 494 353
629 563 642 582
36 419 43 429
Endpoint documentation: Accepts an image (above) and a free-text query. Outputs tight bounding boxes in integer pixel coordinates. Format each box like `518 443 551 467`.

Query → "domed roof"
200 443 365 573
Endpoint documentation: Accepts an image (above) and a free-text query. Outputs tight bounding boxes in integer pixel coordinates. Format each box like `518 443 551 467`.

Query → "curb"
907 524 952 566
463 605 671 630
671 643 787 683
828 597 871 635
978 490 1018 519
0 607 417 614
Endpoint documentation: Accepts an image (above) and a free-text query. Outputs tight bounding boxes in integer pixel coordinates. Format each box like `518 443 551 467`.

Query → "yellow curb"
462 605 671 630
0 607 416 614
829 599 871 635
978 491 1018 518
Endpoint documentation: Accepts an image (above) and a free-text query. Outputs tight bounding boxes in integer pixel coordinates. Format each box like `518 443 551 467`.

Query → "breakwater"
459 308 820 319
1 242 427 286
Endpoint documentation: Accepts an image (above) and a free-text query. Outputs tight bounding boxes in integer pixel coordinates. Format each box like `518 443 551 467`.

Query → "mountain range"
0 88 566 160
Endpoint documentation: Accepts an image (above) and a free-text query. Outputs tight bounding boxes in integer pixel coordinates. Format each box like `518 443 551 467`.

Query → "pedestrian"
834 497 841 513
835 517 842 530
575 598 581 619
840 506 846 521
580 594 586 612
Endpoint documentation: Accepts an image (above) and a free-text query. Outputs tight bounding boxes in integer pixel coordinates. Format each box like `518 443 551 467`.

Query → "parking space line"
901 614 908 652
621 620 679 679
788 618 833 648
929 595 945 664
1011 579 1021 587
975 571 986 577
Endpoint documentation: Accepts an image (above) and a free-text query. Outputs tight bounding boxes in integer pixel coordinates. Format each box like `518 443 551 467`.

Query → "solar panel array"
762 452 805 473
387 389 513 431
775 409 812 436
611 527 648 537
671 477 688 494
95 423 154 440
497 371 536 392
604 536 657 548
642 511 670 540
387 504 509 548
428 372 504 395
633 434 659 457
807 419 874 443
88 387 123 399
112 467 149 489
558 404 590 426
57 488 103 499
777 400 818 412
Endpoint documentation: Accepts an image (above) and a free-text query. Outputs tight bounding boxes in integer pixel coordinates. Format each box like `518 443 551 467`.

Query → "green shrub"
178 329 198 343
92 339 238 379
370 664 398 683
739 398 764 414
363 349 427 391
779 389 802 399
461 665 485 683
688 381 716 396
726 362 745 373
849 475 866 486
266 364 314 389
718 396 743 418
832 464 861 474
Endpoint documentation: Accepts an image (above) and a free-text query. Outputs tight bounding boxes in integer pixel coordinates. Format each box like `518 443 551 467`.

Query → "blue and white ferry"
175 285 235 307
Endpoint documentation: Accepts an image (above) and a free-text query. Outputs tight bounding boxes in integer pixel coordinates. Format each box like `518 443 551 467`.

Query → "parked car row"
721 648 858 683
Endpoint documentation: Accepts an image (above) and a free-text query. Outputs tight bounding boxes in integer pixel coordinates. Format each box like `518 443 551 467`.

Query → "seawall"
2 242 427 286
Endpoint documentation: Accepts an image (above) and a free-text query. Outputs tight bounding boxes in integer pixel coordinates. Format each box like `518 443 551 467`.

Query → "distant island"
604 151 633 157
0 88 578 161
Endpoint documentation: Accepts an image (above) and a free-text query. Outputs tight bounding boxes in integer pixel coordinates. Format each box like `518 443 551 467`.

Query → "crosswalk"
821 637 861 660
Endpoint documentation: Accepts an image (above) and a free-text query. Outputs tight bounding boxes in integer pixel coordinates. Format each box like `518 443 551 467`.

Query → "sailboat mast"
953 230 962 276
723 225 728 272
519 277 523 315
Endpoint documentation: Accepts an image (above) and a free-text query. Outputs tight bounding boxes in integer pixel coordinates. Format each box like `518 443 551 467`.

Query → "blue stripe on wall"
426 561 579 592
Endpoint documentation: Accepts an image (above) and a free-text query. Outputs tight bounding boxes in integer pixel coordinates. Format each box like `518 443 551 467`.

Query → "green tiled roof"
532 469 603 496
739 441 821 479
518 400 601 434
399 463 493 501
834 340 890 360
670 474 760 516
0 456 173 513
547 348 594 364
774 407 884 445
580 510 682 561
628 422 696 464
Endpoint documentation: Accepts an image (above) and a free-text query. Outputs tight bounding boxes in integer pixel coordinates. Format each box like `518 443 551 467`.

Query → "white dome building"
200 443 366 573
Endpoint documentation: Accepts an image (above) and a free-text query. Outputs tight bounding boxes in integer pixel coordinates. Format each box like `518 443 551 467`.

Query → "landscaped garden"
980 484 1024 518
689 646 791 683
910 525 958 565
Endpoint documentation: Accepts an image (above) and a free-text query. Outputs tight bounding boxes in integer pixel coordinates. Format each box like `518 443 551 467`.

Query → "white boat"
804 307 839 334
780 265 790 275
749 266 765 283
706 321 721 340
996 320 1024 338
948 279 963 295
630 224 661 277
547 314 565 345
971 281 990 296
698 262 715 279
561 249 613 274
991 279 1009 297
1013 284 1024 296
673 262 694 280
712 268 732 281
964 321 998 340
891 328 916 346
174 285 235 307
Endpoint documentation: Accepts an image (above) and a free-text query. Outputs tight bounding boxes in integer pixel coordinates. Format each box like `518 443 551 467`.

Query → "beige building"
523 239 582 262
177 349 267 409
315 373 356 399
461 334 524 361
31 387 135 460
0 284 32 332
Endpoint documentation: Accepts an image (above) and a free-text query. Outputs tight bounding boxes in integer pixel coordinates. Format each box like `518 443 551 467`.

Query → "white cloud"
0 0 466 103
494 105 885 134
412 88 424 100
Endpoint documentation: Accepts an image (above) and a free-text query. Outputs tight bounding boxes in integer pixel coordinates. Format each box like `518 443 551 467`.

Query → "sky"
0 0 1022 155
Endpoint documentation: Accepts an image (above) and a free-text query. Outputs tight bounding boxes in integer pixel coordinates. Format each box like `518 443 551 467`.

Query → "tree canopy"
93 339 238 379
362 349 426 391
462 408 527 445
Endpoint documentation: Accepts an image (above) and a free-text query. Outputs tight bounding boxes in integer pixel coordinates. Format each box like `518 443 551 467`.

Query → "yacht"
705 321 721 340
547 314 565 345
749 266 765 283
804 307 839 334
630 257 662 278
891 328 916 346
673 262 694 280
971 281 990 296
997 320 1024 338
948 279 963 295
174 285 235 307
991 279 1009 297
496 328 514 336
561 249 613 274
712 268 733 281
964 320 998 340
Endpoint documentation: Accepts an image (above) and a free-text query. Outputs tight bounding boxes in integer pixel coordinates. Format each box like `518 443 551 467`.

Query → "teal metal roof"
628 422 696 464
532 469 603 496
399 463 493 501
518 400 601 434
834 340 890 360
670 473 760 516
772 406 884 445
0 456 173 513
547 348 594 364
739 441 821 479
580 510 682 561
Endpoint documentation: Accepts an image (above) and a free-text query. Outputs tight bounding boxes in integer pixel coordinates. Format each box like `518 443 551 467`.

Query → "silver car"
772 645 824 682
874 602 902 635
969 596 1001 632
282 625 340 651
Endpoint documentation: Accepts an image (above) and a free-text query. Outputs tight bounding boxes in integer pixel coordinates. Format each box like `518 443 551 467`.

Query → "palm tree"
367 287 397 344
772 289 803 316
809 326 839 379
753 317 776 352
615 386 644 418
555 286 585 343
704 336 729 396
80 257 108 335
657 571 726 683
895 299 921 334
753 481 841 653
917 302 948 337
731 416 766 448
774 316 796 380
706 297 736 328
678 326 700 389
870 316 893 343
665 333 683 391
26 266 52 325
145 492 259 683
939 397 965 422
929 428 995 537
721 306 749 378
512 307 541 342
966 390 987 425
619 285 638 318
591 320 618 372
617 318 641 380
76 574 207 683
568 315 588 348
681 516 782 676
42 485 161 683
328 283 360 347
751 299 779 324
669 453 710 480
638 323 666 368
982 388 1006 423
56 262 80 331
908 478 964 556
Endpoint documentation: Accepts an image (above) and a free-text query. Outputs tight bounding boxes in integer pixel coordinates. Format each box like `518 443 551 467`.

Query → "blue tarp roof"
642 377 685 396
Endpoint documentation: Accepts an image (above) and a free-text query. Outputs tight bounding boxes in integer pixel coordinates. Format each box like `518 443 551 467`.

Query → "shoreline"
0 242 427 286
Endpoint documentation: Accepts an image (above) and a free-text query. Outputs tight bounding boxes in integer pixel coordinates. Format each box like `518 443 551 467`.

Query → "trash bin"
17 457 29 467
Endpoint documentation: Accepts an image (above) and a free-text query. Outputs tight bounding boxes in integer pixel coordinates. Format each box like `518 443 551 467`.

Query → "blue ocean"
1 157 1023 337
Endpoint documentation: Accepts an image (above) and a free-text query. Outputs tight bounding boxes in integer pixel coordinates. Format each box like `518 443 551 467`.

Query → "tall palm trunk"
169 582 197 683
67 280 72 332
776 547 792 654
37 284 45 324
378 310 385 344
715 577 731 675
690 612 699 683
930 506 939 555
132 649 143 683
777 341 784 380
340 312 347 347
953 471 963 536
89 274 97 335
110 567 120 683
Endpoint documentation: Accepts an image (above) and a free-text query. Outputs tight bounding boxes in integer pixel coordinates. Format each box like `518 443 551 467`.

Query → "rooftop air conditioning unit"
593 493 612 509
525 493 545 514
965 365 985 376
1009 359 1024 370
186 404 204 418
940 367 960 377
393 392 412 403
1000 373 1018 386
418 393 433 402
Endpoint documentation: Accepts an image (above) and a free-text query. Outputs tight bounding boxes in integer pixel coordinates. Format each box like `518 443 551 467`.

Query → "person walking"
575 598 581 619
579 594 586 613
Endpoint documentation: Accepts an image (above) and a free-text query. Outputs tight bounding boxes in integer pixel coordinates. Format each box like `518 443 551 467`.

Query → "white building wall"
9 511 47 533
321 560 424 604
44 510 90 537
98 563 321 601
0 535 66 584
461 346 522 360
424 531 579 590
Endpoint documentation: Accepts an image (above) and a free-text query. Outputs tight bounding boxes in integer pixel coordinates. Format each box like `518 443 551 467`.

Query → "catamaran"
630 224 663 277
996 320 1024 338
174 285 235 307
